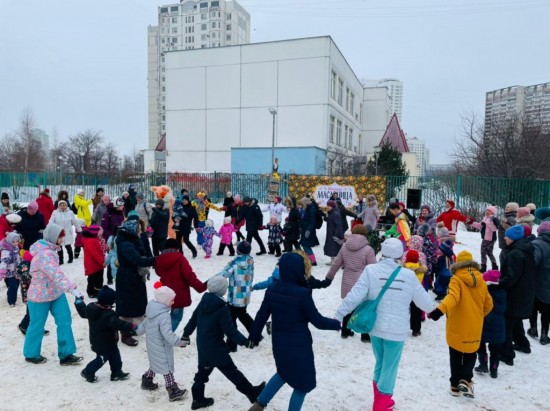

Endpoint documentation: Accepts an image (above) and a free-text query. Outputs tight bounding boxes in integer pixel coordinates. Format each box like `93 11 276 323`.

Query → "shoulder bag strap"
373 266 401 304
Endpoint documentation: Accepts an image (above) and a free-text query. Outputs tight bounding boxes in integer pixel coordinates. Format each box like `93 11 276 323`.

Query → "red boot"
373 392 395 411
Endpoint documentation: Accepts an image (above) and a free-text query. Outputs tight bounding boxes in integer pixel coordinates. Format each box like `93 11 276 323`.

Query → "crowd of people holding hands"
1 184 550 410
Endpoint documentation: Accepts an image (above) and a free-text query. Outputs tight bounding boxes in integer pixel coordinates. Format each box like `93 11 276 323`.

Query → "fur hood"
450 259 481 275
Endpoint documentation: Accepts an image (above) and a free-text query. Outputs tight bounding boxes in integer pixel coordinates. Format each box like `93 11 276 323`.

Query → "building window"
161 76 165 82
337 79 343 106
345 88 350 111
226 24 231 30
170 6 178 12
336 120 342 145
227 13 232 19
201 34 208 41
161 38 166 44
172 17 177 24
358 134 362 153
201 23 207 30
160 7 168 13
344 125 349 149
161 67 165 72
359 103 363 124
226 34 231 41
161 57 165 63
329 116 335 143
350 93 355 115
211 22 216 28
348 128 353 149
172 27 178 33
331 71 337 100
201 13 207 20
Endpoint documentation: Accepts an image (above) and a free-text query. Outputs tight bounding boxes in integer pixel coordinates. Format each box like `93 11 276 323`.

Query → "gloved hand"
428 308 444 321
305 230 311 239
179 336 191 347
74 296 85 305
69 287 83 299
243 339 256 349
466 217 475 225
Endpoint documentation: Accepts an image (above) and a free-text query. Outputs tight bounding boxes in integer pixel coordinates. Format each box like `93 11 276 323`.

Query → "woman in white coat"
334 238 434 411
49 200 82 264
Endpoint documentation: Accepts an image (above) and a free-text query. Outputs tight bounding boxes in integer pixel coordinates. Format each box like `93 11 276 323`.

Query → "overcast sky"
1 0 548 164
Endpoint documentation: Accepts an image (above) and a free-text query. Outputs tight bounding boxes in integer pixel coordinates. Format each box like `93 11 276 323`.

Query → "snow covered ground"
1 207 548 411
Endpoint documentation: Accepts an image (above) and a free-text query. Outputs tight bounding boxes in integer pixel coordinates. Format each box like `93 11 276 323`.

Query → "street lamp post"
80 152 85 187
268 108 277 172
373 146 381 176
58 155 63 185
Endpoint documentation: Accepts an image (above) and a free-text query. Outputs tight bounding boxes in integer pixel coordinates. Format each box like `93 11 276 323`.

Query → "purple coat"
101 204 124 240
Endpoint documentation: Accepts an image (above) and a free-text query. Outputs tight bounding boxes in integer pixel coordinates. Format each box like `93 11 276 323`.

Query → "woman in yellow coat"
73 189 93 227
428 250 493 399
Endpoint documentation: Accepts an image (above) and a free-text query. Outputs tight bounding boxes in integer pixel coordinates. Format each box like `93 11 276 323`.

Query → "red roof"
155 134 166 152
379 113 409 153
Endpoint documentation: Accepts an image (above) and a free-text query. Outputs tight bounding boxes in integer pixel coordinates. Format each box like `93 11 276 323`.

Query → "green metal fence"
1 172 548 217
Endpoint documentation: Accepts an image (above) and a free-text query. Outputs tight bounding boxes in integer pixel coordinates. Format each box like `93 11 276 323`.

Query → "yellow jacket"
73 194 93 226
404 262 427 284
437 260 493 353
192 199 223 222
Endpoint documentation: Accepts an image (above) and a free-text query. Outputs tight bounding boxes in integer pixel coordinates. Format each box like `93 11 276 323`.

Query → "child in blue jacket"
434 240 455 300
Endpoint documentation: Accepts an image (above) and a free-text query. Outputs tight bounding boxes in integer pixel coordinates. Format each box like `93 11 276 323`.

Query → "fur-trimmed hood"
450 260 484 288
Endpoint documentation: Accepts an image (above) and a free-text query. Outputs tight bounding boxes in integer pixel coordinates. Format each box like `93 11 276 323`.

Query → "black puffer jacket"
17 208 46 250
149 206 169 240
498 211 516 249
183 292 246 366
75 301 134 354
499 235 535 319
238 199 264 232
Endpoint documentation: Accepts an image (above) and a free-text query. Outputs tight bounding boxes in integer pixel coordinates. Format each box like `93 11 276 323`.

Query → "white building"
146 0 251 171
363 87 392 152
406 136 429 176
164 36 376 172
485 82 550 134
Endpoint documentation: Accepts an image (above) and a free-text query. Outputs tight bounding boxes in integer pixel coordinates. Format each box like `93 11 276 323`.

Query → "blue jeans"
370 335 405 395
171 307 184 332
23 294 77 360
257 373 306 410
5 277 19 305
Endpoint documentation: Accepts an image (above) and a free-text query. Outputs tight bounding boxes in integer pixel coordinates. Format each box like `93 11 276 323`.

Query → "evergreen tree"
366 142 409 177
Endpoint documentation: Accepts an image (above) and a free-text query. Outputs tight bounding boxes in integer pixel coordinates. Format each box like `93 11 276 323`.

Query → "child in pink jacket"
471 205 500 272
217 216 236 256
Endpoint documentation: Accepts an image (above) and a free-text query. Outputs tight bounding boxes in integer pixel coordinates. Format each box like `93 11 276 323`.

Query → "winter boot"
489 360 498 378
191 385 215 410
457 379 474 398
58 249 64 265
237 380 266 404
474 352 488 374
491 263 499 270
80 369 98 383
361 333 371 343
248 403 265 411
166 383 187 402
192 398 215 410
527 325 539 338
540 327 550 345
141 375 159 391
372 381 380 400
480 264 487 273
121 332 138 347
111 370 130 381
66 245 74 264
74 247 80 259
373 392 395 411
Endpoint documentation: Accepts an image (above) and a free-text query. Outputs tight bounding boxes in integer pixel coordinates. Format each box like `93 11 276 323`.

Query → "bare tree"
65 130 105 173
452 110 550 179
326 146 364 176
102 143 120 174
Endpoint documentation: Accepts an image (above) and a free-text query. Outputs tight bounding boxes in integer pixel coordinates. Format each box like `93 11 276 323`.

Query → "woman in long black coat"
323 200 344 264
249 253 340 410
299 197 319 265
115 220 156 346
282 197 301 252
499 226 535 364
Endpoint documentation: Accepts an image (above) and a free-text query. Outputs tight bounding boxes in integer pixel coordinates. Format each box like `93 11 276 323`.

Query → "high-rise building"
484 82 550 134
146 0 251 166
364 78 403 123
406 136 429 176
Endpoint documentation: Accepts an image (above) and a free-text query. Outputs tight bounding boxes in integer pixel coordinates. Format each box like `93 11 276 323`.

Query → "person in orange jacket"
428 250 493 399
